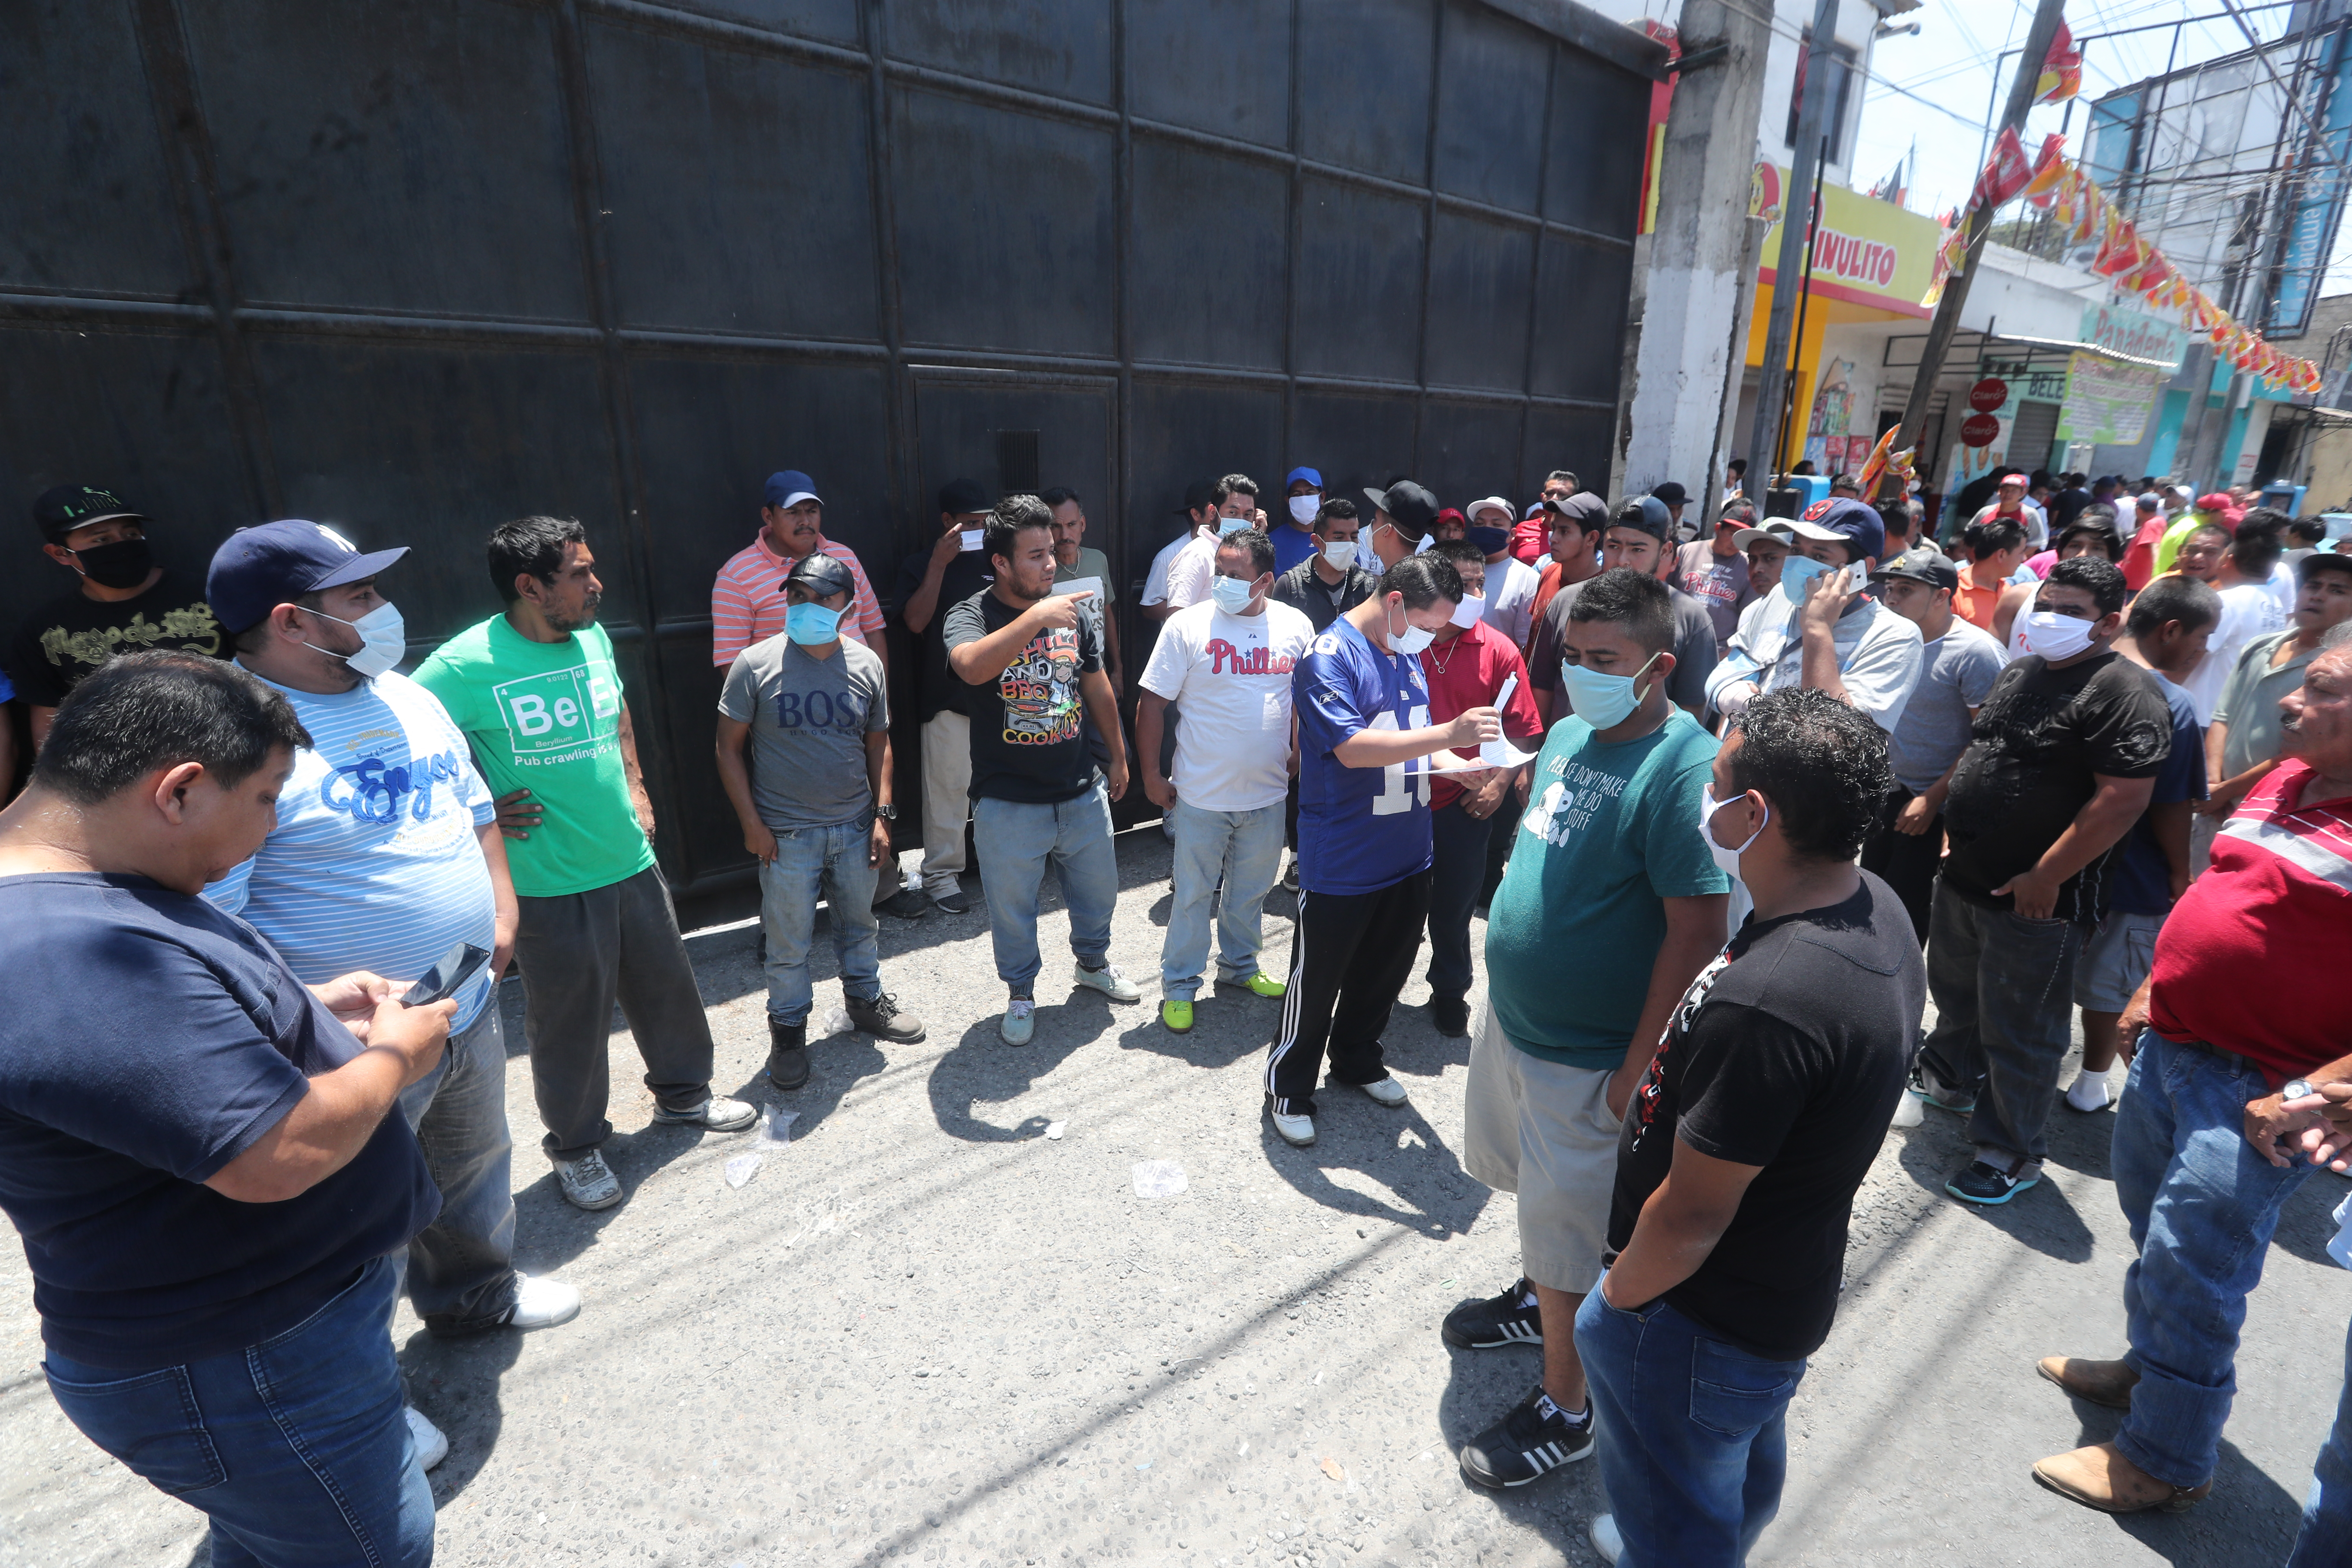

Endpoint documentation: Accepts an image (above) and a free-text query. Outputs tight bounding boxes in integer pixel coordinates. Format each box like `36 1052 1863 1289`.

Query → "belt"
2169 1035 2263 1078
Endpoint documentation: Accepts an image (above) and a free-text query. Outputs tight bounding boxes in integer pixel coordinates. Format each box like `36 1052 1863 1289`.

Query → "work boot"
2032 1442 2211 1513
766 1017 809 1090
846 990 926 1043
2037 1355 2138 1409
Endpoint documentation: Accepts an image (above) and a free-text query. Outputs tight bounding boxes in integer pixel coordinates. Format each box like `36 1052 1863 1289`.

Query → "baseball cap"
2299 549 2352 583
1285 466 1323 490
1651 481 1688 508
1546 492 1609 532
207 520 409 634
1873 545 1959 593
2136 491 2164 512
1608 496 1672 541
2195 492 2235 513
1999 472 2028 488
940 477 991 516
1732 521 1795 549
34 484 146 543
765 470 821 509
1365 481 1440 534
1786 497 1887 563
1435 507 1467 530
1175 478 1216 517
783 552 858 599
1467 495 1514 523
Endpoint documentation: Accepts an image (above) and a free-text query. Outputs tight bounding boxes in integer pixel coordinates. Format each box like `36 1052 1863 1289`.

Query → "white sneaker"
1589 1513 1623 1564
1269 1106 1317 1147
1073 962 1143 1003
1001 997 1036 1046
505 1272 581 1331
406 1406 450 1472
1355 1075 1409 1108
651 1094 758 1132
552 1149 623 1210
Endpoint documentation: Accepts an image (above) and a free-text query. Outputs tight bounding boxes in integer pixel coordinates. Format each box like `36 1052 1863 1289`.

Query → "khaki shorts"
1463 1000 1623 1295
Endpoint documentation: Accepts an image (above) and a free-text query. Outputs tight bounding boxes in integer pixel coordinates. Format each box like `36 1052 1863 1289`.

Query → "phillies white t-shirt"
1139 599 1317 812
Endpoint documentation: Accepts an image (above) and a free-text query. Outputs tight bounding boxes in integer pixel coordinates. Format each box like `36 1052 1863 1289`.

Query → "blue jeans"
2290 1315 2352 1568
1425 798 1498 1002
971 785 1120 990
757 818 882 1023
1576 1286 1807 1567
2112 1032 2315 1487
43 1257 432 1568
1160 798 1286 1000
395 999 518 1332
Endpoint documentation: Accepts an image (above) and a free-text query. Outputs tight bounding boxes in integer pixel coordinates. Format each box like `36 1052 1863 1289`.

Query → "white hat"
1467 495 1514 523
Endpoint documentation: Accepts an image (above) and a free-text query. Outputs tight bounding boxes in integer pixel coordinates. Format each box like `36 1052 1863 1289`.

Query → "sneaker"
505 1273 582 1331
1073 961 1143 1002
2064 1072 2113 1113
846 991 926 1043
1589 1514 1623 1565
1268 1101 1316 1147
876 887 930 921
553 1149 623 1211
1239 970 1286 998
766 1017 809 1090
1354 1075 1409 1108
1281 858 1298 891
1908 1063 1978 1115
1442 1277 1544 1349
1458 1383 1593 1488
1161 998 1194 1034
406 1406 450 1472
1947 1159 2039 1205
1001 996 1035 1046
930 888 969 915
651 1094 759 1133
1430 995 1471 1038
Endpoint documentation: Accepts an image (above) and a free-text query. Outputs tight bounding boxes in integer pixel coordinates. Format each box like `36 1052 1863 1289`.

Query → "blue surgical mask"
1210 575 1256 614
1219 514 1253 535
1777 552 1833 607
785 602 844 645
1557 650 1661 729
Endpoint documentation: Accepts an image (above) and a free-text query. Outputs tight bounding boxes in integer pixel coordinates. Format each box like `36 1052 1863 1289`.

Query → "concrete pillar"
1620 0 1773 515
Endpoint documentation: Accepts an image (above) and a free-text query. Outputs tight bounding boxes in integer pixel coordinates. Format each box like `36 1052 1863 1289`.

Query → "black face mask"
68 536 152 589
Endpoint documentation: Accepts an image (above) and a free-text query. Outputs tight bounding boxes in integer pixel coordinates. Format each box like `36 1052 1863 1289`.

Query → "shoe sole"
1459 1442 1592 1489
850 1021 928 1044
1355 1085 1409 1108
1075 980 1142 1003
2036 1360 2135 1410
1162 1013 1194 1034
1908 1084 1978 1114
1440 1323 1544 1350
1269 1117 1316 1148
768 1070 810 1091
507 1298 583 1332
558 1184 623 1212
653 1111 760 1133
2030 1466 2208 1514
1001 1020 1034 1046
1947 1174 2040 1205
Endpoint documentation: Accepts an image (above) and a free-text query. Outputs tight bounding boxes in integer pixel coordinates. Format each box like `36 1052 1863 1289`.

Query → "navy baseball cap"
208 520 408 634
1285 466 1323 489
765 470 821 509
34 483 146 543
1610 496 1672 541
940 477 991 516
783 552 858 598
1787 497 1887 563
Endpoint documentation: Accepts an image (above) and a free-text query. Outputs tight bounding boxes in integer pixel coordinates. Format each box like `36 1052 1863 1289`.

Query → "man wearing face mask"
1269 498 1375 634
1912 555 2171 1206
1163 474 1265 616
10 484 225 750
1272 467 1326 575
1137 529 1315 1032
1527 498 1714 725
202 521 580 1472
1466 497 1540 648
1360 480 1443 574
1449 568 1729 1492
716 554 925 1093
1270 553 1500 1148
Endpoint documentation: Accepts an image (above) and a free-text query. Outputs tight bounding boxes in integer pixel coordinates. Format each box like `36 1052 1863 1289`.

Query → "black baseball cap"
939 478 990 517
1608 496 1672 542
1872 545 1959 593
783 552 858 599
207 520 409 634
1176 479 1217 517
1651 481 1688 508
34 484 147 543
1365 480 1439 534
1546 492 1609 533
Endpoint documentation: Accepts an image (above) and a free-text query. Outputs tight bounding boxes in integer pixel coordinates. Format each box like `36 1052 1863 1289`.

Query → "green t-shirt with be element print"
413 615 654 897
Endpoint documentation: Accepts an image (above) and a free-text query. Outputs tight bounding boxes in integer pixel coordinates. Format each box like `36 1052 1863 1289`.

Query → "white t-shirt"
1138 599 1317 812
1708 593 1926 732
1481 556 1541 649
2179 579 2291 725
1162 530 1224 612
1141 527 1207 607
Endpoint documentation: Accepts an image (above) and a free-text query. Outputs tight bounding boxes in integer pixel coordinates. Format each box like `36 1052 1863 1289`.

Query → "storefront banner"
2056 351 2162 445
1753 163 1943 319
2080 303 2184 371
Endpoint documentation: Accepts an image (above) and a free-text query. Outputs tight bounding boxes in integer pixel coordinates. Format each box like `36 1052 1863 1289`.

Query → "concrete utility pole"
1746 0 1841 490
1621 0 1774 517
1885 0 2070 499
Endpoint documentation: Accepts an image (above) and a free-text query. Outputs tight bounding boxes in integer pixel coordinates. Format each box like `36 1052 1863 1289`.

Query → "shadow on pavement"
1433 1337 1607 1563
1893 1116 2098 1264
925 1012 1101 1143
399 1322 523 1509
1258 1097 1490 1240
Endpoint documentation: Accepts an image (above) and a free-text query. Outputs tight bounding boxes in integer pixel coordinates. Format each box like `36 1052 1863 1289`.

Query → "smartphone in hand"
400 943 492 1008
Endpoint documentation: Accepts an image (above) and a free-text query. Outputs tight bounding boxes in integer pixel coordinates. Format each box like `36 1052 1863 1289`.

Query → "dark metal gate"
0 0 1662 894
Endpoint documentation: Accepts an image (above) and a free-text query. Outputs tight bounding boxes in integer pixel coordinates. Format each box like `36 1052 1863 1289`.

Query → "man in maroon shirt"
1418 541 1545 1037
2034 623 2352 1515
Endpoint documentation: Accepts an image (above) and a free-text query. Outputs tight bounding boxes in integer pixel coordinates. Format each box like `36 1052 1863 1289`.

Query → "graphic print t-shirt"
413 616 655 898
717 635 888 831
6 573 225 707
1292 619 1436 895
943 587 1103 805
1138 599 1316 813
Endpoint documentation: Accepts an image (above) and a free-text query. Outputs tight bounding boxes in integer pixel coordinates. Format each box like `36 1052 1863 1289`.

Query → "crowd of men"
0 460 2347 1567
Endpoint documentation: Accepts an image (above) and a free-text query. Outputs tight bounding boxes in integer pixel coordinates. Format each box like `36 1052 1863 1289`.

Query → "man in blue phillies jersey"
1268 546 1501 1147
202 521 580 1474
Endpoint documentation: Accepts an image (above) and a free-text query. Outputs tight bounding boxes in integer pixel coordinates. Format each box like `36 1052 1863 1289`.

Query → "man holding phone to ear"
202 521 581 1470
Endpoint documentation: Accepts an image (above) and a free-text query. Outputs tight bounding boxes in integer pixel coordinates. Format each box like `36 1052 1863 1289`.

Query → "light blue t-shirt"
206 670 500 1030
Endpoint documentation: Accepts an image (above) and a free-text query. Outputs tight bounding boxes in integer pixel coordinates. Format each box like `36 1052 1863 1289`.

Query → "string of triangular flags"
1924 126 2326 395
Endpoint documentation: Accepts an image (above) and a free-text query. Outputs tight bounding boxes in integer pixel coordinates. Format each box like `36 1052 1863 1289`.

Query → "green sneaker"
1161 998 1194 1034
1241 971 1287 998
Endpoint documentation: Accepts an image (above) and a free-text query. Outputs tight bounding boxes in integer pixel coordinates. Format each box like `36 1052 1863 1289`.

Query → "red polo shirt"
1417 620 1545 810
2148 759 2352 1085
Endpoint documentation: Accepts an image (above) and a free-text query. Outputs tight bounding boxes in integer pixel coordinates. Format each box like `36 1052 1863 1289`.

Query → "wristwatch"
874 802 898 821
2284 1078 2317 1102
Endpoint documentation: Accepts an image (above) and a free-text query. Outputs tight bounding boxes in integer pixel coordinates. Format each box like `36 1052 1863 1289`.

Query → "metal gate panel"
1295 178 1428 383
886 0 1115 104
1127 0 1291 148
1298 0 1436 185
1128 139 1289 370
1426 211 1539 392
1433 0 1551 211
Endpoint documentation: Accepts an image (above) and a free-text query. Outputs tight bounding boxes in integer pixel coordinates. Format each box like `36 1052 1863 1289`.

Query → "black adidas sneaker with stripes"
1458 1382 1594 1488
1441 1276 1544 1348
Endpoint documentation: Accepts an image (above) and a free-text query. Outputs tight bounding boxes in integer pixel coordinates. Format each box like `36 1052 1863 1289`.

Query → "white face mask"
1321 540 1357 569
304 602 405 680
1449 594 1486 629
1700 784 1768 878
1387 600 1436 657
1289 494 1321 525
2019 608 2097 662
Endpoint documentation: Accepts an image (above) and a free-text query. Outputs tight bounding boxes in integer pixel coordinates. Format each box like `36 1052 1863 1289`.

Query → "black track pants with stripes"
1265 871 1432 1118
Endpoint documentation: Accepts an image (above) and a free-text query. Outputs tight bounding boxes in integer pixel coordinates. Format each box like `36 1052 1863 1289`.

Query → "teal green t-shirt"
1483 708 1729 1068
412 616 655 898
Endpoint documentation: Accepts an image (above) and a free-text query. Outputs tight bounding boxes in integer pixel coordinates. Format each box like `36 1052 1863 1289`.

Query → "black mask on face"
68 536 153 589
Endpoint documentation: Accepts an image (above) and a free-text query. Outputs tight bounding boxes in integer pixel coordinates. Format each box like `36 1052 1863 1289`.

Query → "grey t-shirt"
1526 578 1718 715
718 635 888 830
1886 618 2006 793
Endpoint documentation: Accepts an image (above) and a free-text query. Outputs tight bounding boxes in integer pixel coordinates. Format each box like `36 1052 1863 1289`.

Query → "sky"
1846 0 2352 299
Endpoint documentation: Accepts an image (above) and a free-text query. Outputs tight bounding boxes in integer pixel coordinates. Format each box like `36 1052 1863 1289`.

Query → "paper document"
1430 742 1534 774
1479 675 1522 765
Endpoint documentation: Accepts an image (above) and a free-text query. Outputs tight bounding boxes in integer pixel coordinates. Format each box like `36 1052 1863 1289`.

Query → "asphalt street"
2 825 2345 1568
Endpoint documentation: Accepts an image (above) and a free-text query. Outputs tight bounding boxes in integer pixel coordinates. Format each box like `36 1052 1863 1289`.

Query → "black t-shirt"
0 872 438 1368
1269 558 1376 634
6 571 226 707
1941 649 2171 922
943 586 1103 804
896 546 997 722
1608 873 1925 1360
